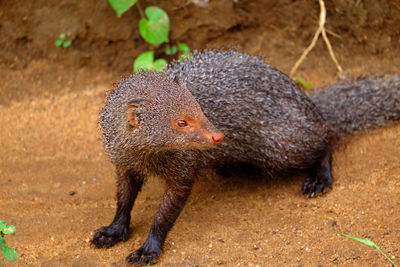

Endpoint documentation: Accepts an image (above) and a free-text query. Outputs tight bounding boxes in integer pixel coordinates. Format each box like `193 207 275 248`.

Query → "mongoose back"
92 50 400 266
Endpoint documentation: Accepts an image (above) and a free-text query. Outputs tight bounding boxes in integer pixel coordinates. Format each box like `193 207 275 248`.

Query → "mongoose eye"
177 120 188 127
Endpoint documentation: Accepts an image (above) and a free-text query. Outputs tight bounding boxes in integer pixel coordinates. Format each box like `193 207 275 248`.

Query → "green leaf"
295 77 314 91
62 40 72 48
165 45 178 55
139 7 169 45
0 221 6 232
179 51 193 61
178 43 190 52
133 51 156 72
1 246 18 261
339 232 399 266
2 225 16 235
133 51 167 73
339 233 378 249
108 0 138 17
59 33 66 40
153 58 168 72
55 40 63 47
0 236 5 247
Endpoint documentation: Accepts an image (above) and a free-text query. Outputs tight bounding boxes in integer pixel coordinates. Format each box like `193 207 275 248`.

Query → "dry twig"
290 0 343 77
136 1 145 19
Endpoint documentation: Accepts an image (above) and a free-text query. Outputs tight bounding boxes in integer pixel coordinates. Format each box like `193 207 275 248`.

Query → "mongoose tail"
310 75 400 138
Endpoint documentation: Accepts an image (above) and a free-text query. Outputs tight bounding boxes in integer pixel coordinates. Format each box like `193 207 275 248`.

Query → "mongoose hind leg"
126 177 194 266
92 170 145 248
302 148 333 198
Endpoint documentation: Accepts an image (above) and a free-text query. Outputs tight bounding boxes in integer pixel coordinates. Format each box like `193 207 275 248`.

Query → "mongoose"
91 50 400 266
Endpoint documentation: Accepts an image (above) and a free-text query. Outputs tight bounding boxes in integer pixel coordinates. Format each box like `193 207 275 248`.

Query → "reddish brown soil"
0 0 399 266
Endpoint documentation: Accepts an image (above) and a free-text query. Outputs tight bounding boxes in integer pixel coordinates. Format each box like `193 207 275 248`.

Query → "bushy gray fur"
167 50 334 173
310 75 400 137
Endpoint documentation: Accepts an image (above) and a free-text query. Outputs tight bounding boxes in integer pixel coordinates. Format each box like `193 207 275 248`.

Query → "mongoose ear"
126 98 148 127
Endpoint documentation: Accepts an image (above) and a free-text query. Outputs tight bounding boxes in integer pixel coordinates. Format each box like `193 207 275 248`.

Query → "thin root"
290 0 343 77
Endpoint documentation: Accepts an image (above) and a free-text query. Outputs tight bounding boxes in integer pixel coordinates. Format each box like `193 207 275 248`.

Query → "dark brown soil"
0 0 399 266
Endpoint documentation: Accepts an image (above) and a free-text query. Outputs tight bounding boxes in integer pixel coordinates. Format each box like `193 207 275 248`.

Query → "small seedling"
339 232 398 267
295 77 314 91
0 221 18 262
108 0 191 72
55 34 72 48
165 45 178 56
133 51 167 72
178 42 192 60
165 43 193 60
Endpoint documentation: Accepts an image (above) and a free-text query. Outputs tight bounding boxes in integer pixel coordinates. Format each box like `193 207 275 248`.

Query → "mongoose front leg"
92 170 145 248
126 178 194 266
302 148 333 197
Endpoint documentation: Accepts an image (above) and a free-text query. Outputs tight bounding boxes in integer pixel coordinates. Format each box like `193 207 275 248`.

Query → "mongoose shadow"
91 50 400 266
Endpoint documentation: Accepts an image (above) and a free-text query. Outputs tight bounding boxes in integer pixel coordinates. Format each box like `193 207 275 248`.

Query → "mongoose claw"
302 175 332 198
91 225 129 248
126 246 161 266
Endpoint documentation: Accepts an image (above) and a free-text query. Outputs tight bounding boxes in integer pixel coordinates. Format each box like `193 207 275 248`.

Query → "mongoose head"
120 72 224 151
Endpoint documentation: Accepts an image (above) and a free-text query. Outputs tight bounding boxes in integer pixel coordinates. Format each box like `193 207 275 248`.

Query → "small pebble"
69 191 76 196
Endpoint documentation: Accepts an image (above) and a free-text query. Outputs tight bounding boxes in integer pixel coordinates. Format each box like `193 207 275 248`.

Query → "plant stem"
136 1 144 19
377 247 398 267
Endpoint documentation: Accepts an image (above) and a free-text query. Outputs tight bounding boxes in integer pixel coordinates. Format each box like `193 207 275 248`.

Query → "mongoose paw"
302 176 332 198
91 225 129 248
126 246 161 266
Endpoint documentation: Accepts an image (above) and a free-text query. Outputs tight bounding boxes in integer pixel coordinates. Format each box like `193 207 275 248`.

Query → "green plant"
339 232 398 267
133 51 167 73
108 0 138 17
295 77 314 91
0 221 18 262
108 1 192 73
55 33 72 48
166 43 192 61
139 7 169 45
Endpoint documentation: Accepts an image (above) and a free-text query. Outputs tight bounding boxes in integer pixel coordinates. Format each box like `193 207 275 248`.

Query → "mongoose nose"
211 132 224 145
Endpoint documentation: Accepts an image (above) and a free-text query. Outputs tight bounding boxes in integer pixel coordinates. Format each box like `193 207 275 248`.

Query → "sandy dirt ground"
1 60 399 267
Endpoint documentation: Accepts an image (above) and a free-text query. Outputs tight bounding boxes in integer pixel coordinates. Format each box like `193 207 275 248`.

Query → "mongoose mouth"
189 131 225 150
163 130 224 151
